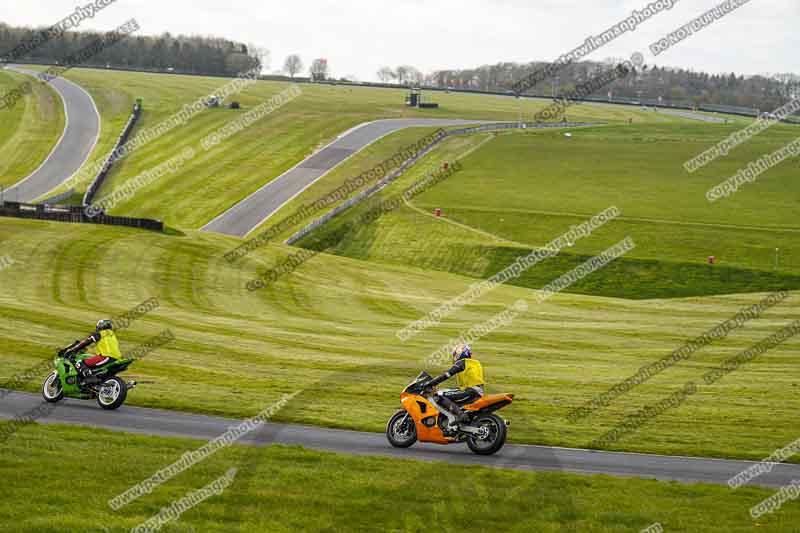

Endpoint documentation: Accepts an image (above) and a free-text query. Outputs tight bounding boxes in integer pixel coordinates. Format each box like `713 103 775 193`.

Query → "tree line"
0 22 263 76
379 60 799 111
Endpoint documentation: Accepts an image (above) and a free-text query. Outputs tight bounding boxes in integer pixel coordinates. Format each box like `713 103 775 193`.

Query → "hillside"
298 122 800 298
0 218 798 460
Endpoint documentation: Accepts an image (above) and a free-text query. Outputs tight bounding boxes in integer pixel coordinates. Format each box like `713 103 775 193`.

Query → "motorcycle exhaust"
126 381 137 390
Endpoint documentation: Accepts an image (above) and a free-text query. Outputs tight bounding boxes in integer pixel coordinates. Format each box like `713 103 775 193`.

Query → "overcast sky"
1 0 797 80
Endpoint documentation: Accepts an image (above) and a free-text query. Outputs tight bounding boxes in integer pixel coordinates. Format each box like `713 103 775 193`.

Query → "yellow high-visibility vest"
456 359 485 389
96 330 122 359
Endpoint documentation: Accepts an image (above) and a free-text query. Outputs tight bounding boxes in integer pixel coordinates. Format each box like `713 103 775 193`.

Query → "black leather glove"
61 340 82 357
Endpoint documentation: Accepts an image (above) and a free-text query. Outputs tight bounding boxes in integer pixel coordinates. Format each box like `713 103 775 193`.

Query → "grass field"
2 36 798 533
1 218 799 461
2 424 797 532
297 122 800 298
0 69 65 190
2 66 799 502
22 67 699 228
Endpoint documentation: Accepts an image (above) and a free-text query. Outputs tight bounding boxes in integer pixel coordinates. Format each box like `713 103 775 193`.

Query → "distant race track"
3 65 100 203
201 118 502 237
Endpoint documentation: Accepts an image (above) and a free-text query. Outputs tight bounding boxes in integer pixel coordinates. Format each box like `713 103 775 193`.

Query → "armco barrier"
286 121 598 245
285 131 449 245
0 201 163 232
83 102 142 207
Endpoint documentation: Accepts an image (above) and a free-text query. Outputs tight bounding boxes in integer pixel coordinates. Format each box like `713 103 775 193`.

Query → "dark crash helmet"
96 319 114 332
452 343 472 363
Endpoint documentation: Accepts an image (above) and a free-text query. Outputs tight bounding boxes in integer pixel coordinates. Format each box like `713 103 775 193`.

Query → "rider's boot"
437 396 468 427
77 362 93 382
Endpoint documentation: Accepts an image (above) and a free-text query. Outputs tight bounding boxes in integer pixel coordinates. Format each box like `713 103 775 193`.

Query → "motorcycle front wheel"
386 410 417 448
466 413 507 455
42 371 64 403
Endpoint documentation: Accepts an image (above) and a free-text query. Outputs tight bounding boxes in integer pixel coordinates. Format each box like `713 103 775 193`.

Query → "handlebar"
407 381 437 395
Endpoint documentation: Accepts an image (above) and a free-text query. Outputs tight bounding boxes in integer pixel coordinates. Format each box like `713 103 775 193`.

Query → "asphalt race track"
2 65 100 203
200 118 500 237
3 389 799 489
656 109 729 123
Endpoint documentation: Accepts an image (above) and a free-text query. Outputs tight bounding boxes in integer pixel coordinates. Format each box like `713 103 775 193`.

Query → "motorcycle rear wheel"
466 413 507 455
42 371 64 403
97 376 127 410
386 410 417 448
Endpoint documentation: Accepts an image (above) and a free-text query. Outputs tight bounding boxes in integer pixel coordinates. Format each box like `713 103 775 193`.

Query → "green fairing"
45 352 135 408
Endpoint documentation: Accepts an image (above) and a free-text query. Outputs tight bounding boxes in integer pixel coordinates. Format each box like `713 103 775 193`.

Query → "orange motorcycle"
386 371 513 455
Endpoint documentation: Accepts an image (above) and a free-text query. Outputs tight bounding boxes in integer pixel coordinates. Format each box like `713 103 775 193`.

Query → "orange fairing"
400 392 450 444
464 393 514 412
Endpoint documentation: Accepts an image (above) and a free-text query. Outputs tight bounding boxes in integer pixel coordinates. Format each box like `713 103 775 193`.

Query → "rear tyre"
386 410 417 448
42 371 64 403
467 413 507 455
97 376 127 410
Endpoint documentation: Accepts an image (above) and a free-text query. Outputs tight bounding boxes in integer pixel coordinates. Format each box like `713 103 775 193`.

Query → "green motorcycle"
42 343 137 410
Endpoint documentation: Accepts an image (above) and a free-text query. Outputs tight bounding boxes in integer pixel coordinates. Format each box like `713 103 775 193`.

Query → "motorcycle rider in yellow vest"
60 319 122 380
423 343 485 425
